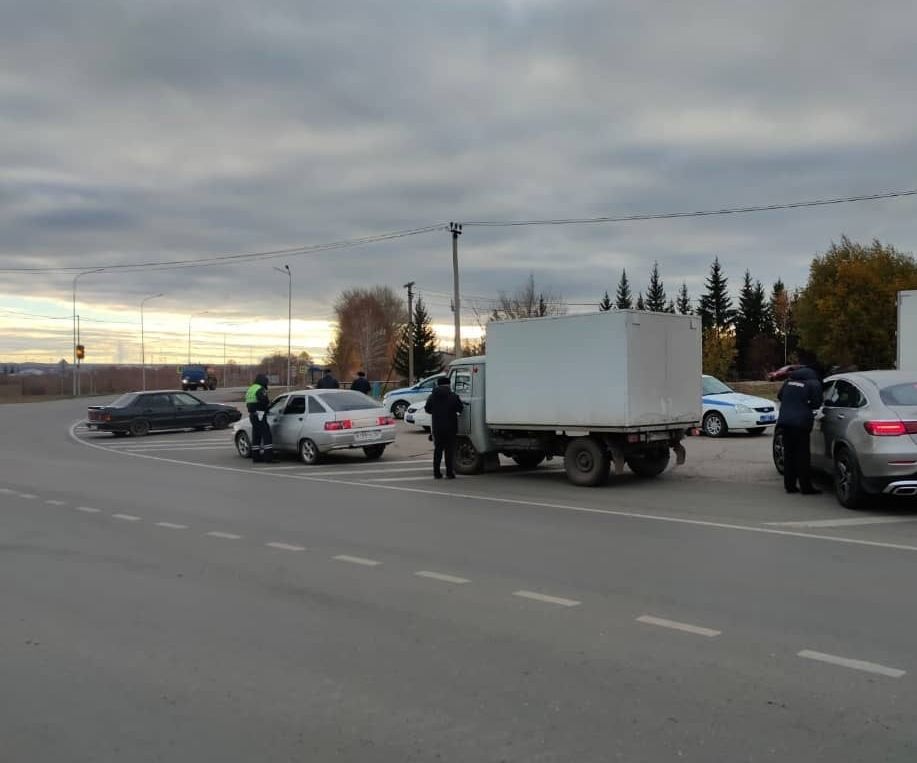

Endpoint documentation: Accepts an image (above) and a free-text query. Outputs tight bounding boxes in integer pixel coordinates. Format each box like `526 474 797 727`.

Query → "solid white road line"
766 516 917 528
797 649 905 678
637 614 721 637
513 590 581 607
17 493 37 500
206 531 242 540
333 554 381 567
44 499 67 506
266 542 305 551
70 420 917 556
104 439 231 449
112 513 141 521
155 522 188 529
0 487 16 494
415 570 470 584
75 506 102 514
367 476 437 482
113 446 231 453
300 466 432 477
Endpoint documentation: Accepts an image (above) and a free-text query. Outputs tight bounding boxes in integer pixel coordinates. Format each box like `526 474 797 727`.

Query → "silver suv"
774 371 917 508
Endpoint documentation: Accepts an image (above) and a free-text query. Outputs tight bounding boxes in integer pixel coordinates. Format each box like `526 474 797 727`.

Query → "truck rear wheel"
626 449 670 478
454 437 484 475
564 437 610 487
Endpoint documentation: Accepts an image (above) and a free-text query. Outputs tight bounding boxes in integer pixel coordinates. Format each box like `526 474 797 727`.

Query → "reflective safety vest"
245 383 263 404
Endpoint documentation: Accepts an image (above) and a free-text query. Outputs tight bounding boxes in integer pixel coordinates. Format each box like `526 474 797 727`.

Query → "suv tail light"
324 420 353 431
377 416 395 426
864 420 914 436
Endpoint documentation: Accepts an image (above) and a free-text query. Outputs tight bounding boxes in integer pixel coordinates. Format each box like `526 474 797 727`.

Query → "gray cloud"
1 0 916 357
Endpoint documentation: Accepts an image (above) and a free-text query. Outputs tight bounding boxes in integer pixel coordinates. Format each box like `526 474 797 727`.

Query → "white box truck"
898 290 917 372
447 310 702 486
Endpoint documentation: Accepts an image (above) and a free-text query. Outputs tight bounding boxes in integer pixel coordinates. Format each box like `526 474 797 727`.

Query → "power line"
461 189 917 227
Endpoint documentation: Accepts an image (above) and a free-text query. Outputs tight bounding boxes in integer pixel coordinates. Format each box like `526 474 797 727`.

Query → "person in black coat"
424 377 464 479
316 369 340 389
351 371 372 395
777 365 824 494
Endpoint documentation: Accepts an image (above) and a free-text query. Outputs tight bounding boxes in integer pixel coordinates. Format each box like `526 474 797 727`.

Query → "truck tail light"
378 416 395 426
324 420 353 431
864 420 910 436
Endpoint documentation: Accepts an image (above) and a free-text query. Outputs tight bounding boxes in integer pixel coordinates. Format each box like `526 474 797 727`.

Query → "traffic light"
76 344 85 360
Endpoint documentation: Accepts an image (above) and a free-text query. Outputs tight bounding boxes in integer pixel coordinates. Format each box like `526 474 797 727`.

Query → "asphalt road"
4 395 917 761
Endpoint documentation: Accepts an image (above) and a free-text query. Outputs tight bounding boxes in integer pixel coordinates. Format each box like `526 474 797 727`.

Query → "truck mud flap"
673 442 687 466
612 452 627 476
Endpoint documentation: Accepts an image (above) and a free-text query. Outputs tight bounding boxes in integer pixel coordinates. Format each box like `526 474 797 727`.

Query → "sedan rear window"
880 383 917 406
317 391 378 411
110 393 137 408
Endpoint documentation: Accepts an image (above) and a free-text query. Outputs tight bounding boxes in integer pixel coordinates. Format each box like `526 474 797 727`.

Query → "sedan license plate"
759 415 776 424
354 429 383 443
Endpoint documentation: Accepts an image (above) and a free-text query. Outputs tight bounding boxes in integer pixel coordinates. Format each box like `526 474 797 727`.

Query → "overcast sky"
2 0 916 364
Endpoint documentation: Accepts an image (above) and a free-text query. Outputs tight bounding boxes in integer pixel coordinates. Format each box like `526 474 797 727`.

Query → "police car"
701 375 777 437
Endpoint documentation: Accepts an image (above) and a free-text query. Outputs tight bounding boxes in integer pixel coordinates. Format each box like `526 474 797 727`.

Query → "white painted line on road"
367 476 436 482
44 499 67 506
334 554 381 567
415 570 470 584
798 650 905 678
112 513 142 521
206 531 242 540
266 542 305 551
637 615 721 637
104 439 231 449
155 522 188 529
75 506 102 514
300 466 432 477
0 487 16 494
113 445 230 453
766 516 917 528
513 590 581 607
17 493 37 500
69 420 917 557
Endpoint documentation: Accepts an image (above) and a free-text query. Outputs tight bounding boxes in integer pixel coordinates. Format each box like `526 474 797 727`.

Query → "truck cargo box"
485 310 701 430
898 290 917 372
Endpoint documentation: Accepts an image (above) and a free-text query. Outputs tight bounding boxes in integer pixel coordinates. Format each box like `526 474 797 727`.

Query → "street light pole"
188 310 210 365
72 268 104 396
449 223 463 359
140 293 164 390
273 265 292 389
403 281 415 385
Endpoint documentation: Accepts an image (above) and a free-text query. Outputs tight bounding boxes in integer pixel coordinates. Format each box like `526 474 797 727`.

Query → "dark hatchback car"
87 390 242 437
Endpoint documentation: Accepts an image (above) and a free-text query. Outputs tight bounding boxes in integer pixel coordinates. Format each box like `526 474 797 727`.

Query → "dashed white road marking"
334 554 381 567
266 542 305 551
415 570 470 584
206 531 242 540
0 487 16 494
17 493 37 500
44 499 67 506
367 476 436 482
75 506 102 514
513 590 581 607
798 650 905 678
637 615 721 637
155 522 188 529
112 513 142 521
766 516 917 528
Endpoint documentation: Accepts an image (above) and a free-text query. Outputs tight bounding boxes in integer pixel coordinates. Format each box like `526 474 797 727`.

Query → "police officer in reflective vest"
245 374 274 463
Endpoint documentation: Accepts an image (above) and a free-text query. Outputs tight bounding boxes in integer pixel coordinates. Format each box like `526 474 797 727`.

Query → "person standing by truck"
316 369 340 389
425 377 464 479
245 374 274 463
351 371 371 395
777 364 823 494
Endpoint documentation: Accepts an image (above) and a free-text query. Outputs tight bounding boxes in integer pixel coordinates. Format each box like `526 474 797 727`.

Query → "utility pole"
403 281 416 384
449 222 463 359
72 268 104 396
273 265 292 389
140 293 164 391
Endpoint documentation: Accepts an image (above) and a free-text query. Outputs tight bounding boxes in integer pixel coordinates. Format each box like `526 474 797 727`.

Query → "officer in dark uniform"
316 369 340 389
351 371 372 395
424 377 464 479
777 365 823 494
245 374 275 463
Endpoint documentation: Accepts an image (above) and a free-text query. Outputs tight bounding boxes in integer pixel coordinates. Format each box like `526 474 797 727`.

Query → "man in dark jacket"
244 373 275 463
425 377 464 479
316 369 340 389
351 371 372 395
777 365 823 494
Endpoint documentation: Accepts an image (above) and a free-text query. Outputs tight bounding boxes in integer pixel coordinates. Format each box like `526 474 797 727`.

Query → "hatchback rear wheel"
235 431 251 458
299 438 321 465
363 444 386 460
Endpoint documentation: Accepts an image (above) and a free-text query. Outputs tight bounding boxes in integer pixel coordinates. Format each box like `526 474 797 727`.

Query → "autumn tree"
328 286 406 379
615 270 633 309
795 237 917 369
702 329 737 379
645 261 668 312
393 298 442 381
491 274 567 320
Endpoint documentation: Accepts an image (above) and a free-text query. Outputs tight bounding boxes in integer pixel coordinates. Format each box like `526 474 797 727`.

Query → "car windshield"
702 376 734 395
109 393 137 408
318 391 378 411
880 382 917 406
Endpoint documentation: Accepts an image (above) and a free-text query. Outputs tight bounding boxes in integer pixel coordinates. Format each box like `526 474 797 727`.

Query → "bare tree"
491 274 567 321
328 286 406 379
